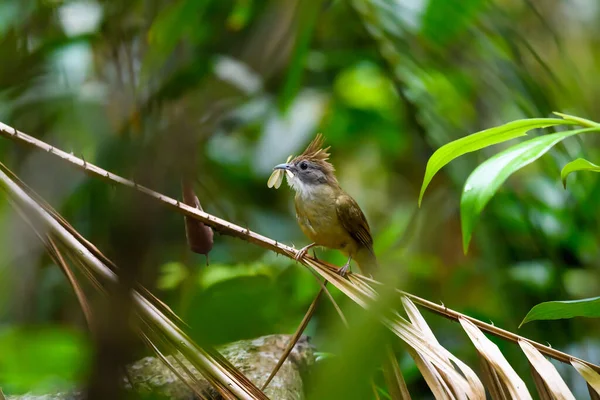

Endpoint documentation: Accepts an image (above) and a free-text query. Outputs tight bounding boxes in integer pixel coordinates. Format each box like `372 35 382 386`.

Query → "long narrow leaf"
552 112 600 128
560 158 600 188
419 118 574 205
460 127 600 253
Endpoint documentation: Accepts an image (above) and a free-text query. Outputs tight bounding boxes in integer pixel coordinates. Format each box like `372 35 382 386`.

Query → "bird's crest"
292 134 335 176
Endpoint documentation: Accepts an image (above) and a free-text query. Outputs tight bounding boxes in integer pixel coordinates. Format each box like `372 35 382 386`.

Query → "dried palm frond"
572 360 600 398
459 318 531 399
519 340 574 400
0 167 268 400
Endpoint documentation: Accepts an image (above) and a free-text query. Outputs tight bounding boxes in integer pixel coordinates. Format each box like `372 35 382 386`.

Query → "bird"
272 135 407 399
273 134 377 276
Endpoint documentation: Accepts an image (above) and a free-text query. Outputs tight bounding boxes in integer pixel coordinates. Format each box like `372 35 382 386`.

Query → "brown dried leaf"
571 359 600 396
518 340 574 400
459 318 532 399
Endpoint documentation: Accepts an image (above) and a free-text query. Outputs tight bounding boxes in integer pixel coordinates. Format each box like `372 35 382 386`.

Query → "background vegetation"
0 0 599 398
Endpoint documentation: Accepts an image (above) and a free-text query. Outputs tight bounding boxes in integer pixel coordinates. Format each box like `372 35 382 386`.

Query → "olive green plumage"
274 134 377 275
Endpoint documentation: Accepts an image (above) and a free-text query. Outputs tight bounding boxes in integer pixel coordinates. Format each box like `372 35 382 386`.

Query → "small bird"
273 134 377 276
273 135 405 399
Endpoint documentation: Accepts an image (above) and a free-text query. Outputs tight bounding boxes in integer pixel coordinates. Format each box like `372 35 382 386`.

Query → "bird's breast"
294 188 357 253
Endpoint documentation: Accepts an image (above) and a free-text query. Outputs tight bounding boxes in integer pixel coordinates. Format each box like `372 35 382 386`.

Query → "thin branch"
261 285 325 390
1 122 599 373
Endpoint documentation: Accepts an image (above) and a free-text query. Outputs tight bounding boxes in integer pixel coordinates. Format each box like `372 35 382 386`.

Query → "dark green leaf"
421 0 485 47
561 158 600 188
143 0 209 73
460 127 600 253
419 118 574 206
520 297 600 326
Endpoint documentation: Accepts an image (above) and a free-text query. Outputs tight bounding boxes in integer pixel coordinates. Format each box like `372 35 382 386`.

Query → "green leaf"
561 158 600 188
460 127 600 253
200 262 276 289
142 0 209 74
420 0 485 47
552 112 600 128
419 118 574 206
0 326 90 393
520 297 600 326
157 261 189 290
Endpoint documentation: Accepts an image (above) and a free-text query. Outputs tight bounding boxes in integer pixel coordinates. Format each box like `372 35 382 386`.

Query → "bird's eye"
300 161 308 170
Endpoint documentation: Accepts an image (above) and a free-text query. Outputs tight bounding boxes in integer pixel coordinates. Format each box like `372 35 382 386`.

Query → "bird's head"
273 134 337 196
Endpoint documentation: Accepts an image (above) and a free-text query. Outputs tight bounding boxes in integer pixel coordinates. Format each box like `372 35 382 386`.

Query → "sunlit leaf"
560 158 600 188
419 118 574 206
460 127 599 253
553 112 600 128
520 297 600 326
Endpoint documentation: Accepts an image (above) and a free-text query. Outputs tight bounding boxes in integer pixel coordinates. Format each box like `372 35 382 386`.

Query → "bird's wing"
335 193 374 251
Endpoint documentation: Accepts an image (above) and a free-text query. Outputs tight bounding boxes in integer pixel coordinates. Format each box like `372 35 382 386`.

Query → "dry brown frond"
519 340 574 400
403 297 483 400
459 318 531 399
571 359 600 397
0 167 268 400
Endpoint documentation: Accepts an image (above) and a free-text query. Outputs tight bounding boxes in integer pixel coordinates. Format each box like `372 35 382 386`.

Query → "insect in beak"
268 155 293 189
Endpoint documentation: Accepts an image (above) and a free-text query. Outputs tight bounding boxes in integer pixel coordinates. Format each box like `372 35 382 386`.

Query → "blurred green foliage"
0 0 599 398
0 327 90 393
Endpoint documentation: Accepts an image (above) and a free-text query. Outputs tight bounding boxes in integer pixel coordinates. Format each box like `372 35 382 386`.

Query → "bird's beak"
273 163 291 171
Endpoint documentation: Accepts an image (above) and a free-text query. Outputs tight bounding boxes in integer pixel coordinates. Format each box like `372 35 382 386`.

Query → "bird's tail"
354 246 378 276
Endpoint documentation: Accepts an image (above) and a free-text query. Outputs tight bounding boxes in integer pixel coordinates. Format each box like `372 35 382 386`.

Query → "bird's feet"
337 256 353 277
294 243 316 262
337 263 351 277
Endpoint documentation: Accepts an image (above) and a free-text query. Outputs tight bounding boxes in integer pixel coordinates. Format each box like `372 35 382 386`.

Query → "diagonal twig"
261 284 326 390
